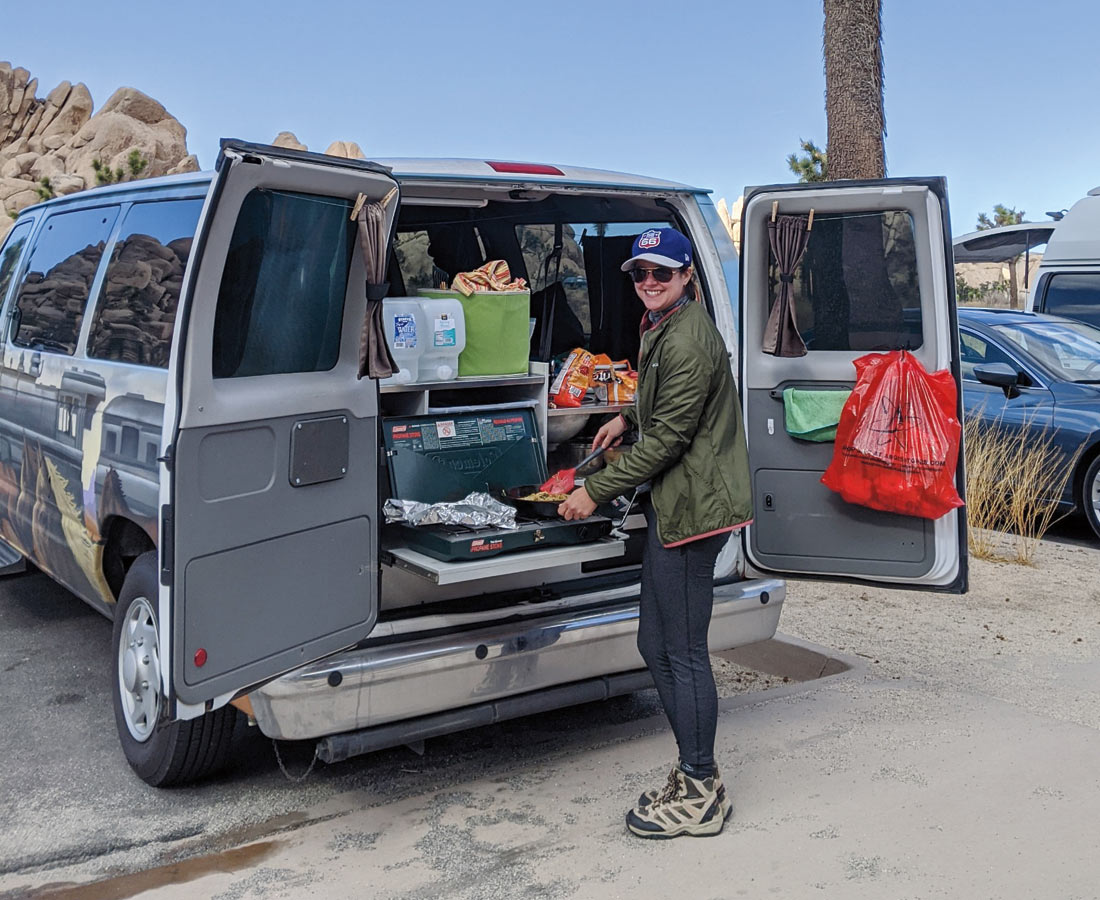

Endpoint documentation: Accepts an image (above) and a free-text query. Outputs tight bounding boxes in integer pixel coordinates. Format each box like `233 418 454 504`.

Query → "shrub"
92 150 149 186
964 408 1081 564
33 177 55 202
956 274 1010 306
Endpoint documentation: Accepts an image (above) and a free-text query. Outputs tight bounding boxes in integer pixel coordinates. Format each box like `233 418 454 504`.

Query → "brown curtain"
763 214 811 357
356 193 399 379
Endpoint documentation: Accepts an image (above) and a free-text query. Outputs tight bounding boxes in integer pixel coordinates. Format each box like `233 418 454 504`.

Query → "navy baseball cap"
620 227 693 271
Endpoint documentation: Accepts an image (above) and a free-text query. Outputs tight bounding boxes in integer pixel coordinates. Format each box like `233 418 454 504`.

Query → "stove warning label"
388 413 532 453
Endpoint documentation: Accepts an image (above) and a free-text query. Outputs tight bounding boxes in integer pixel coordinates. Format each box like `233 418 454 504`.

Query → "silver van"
0 141 967 785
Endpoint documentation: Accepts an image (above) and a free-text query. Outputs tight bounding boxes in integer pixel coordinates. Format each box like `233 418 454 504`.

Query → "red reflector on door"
194 648 208 667
486 161 564 176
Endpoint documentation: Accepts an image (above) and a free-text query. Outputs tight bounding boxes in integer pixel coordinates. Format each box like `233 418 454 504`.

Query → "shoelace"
654 768 683 807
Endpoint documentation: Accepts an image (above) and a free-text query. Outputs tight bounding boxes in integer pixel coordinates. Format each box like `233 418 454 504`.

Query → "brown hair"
685 265 703 302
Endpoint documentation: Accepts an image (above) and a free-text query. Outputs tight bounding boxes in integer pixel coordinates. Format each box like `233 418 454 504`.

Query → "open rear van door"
162 140 399 711
739 178 967 592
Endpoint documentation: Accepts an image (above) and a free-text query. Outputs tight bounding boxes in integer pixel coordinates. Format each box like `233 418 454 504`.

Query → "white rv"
1027 187 1100 326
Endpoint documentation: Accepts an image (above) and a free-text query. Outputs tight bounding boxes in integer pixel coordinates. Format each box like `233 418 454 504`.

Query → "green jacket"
583 299 753 547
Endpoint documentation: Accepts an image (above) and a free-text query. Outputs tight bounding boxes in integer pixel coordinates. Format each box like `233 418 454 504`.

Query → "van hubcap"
118 596 161 742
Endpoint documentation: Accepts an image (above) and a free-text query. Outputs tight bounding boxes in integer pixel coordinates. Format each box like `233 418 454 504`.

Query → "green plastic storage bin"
421 288 530 376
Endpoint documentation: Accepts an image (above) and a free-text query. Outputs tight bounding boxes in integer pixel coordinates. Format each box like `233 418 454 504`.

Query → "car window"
88 198 203 368
993 321 1100 382
959 329 1020 381
12 206 120 354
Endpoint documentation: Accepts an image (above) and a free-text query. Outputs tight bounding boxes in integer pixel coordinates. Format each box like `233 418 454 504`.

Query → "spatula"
540 444 607 494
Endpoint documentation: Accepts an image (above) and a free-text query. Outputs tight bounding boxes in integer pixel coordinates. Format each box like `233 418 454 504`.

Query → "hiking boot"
637 765 733 821
626 768 725 838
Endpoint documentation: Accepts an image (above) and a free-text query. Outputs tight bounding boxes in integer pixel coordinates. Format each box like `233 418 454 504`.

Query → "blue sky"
9 0 1099 235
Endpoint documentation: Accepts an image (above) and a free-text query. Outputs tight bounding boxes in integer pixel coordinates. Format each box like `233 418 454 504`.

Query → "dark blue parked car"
958 308 1100 539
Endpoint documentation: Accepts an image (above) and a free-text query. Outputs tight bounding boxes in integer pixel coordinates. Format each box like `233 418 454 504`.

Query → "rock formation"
1 62 198 240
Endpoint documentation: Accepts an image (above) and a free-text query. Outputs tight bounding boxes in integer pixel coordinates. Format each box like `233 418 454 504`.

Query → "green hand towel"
782 387 852 442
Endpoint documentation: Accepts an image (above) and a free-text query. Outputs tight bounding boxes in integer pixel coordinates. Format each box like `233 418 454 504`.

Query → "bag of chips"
591 355 638 404
549 348 596 408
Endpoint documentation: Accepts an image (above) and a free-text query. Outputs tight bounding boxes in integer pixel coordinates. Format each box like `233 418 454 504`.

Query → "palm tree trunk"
824 0 886 180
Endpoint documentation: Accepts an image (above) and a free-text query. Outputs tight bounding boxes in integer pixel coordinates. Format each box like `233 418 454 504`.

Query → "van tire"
112 552 239 786
1081 455 1100 540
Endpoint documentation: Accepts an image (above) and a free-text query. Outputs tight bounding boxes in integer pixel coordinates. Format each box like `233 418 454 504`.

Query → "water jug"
418 296 466 381
381 298 427 385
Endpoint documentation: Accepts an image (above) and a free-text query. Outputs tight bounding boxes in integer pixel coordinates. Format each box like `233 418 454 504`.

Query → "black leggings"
637 500 724 775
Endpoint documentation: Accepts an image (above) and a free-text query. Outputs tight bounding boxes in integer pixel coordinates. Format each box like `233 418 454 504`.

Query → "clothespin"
771 201 778 223
349 192 367 221
381 186 398 208
807 208 815 231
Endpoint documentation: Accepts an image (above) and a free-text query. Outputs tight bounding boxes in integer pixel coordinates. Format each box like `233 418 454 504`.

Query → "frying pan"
500 485 569 519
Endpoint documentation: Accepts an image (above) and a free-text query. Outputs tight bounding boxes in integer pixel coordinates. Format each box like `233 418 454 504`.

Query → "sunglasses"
628 266 678 284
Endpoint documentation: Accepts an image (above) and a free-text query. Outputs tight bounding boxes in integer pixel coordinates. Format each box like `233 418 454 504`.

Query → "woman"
558 226 752 839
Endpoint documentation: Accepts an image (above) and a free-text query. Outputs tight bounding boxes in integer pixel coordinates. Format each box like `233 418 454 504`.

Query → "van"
0 141 967 785
1027 187 1100 326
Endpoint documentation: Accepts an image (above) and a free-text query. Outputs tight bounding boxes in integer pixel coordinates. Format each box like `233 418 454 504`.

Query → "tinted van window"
88 198 203 368
0 222 31 305
212 189 354 378
1040 272 1100 329
13 206 120 354
773 210 923 351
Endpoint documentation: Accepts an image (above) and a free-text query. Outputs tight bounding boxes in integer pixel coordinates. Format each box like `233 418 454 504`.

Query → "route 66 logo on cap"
621 227 693 271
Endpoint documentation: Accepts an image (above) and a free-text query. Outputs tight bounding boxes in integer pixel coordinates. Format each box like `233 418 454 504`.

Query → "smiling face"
632 265 692 314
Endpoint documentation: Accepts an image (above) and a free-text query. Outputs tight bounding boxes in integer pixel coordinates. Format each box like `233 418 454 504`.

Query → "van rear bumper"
249 578 785 741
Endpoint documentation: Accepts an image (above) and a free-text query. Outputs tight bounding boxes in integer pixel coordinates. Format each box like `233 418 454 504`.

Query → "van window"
775 210 923 351
0 221 32 306
1040 272 1100 329
88 198 203 368
12 206 120 354
212 189 354 378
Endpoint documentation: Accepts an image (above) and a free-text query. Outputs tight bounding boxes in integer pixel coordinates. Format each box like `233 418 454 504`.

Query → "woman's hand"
558 486 597 520
591 415 627 452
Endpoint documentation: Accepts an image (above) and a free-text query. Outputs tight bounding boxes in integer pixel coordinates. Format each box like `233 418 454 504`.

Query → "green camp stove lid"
382 408 547 504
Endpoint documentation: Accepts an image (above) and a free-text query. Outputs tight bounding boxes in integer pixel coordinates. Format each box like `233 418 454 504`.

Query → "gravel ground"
781 537 1100 731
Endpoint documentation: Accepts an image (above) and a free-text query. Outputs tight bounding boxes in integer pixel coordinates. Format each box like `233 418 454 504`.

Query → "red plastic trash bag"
821 350 964 520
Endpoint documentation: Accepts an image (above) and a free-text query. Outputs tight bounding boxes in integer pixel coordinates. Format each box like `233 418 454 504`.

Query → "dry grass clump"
964 412 1080 564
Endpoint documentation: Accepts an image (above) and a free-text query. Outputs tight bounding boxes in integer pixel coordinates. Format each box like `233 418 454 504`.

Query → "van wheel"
112 552 239 786
1081 455 1100 540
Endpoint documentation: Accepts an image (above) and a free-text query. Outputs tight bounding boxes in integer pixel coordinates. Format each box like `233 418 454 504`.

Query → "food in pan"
519 491 569 502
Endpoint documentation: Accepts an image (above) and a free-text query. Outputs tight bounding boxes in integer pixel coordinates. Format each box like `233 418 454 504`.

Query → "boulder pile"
1 61 199 240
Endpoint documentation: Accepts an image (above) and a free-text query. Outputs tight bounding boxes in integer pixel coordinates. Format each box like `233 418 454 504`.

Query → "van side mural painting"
0 197 200 609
